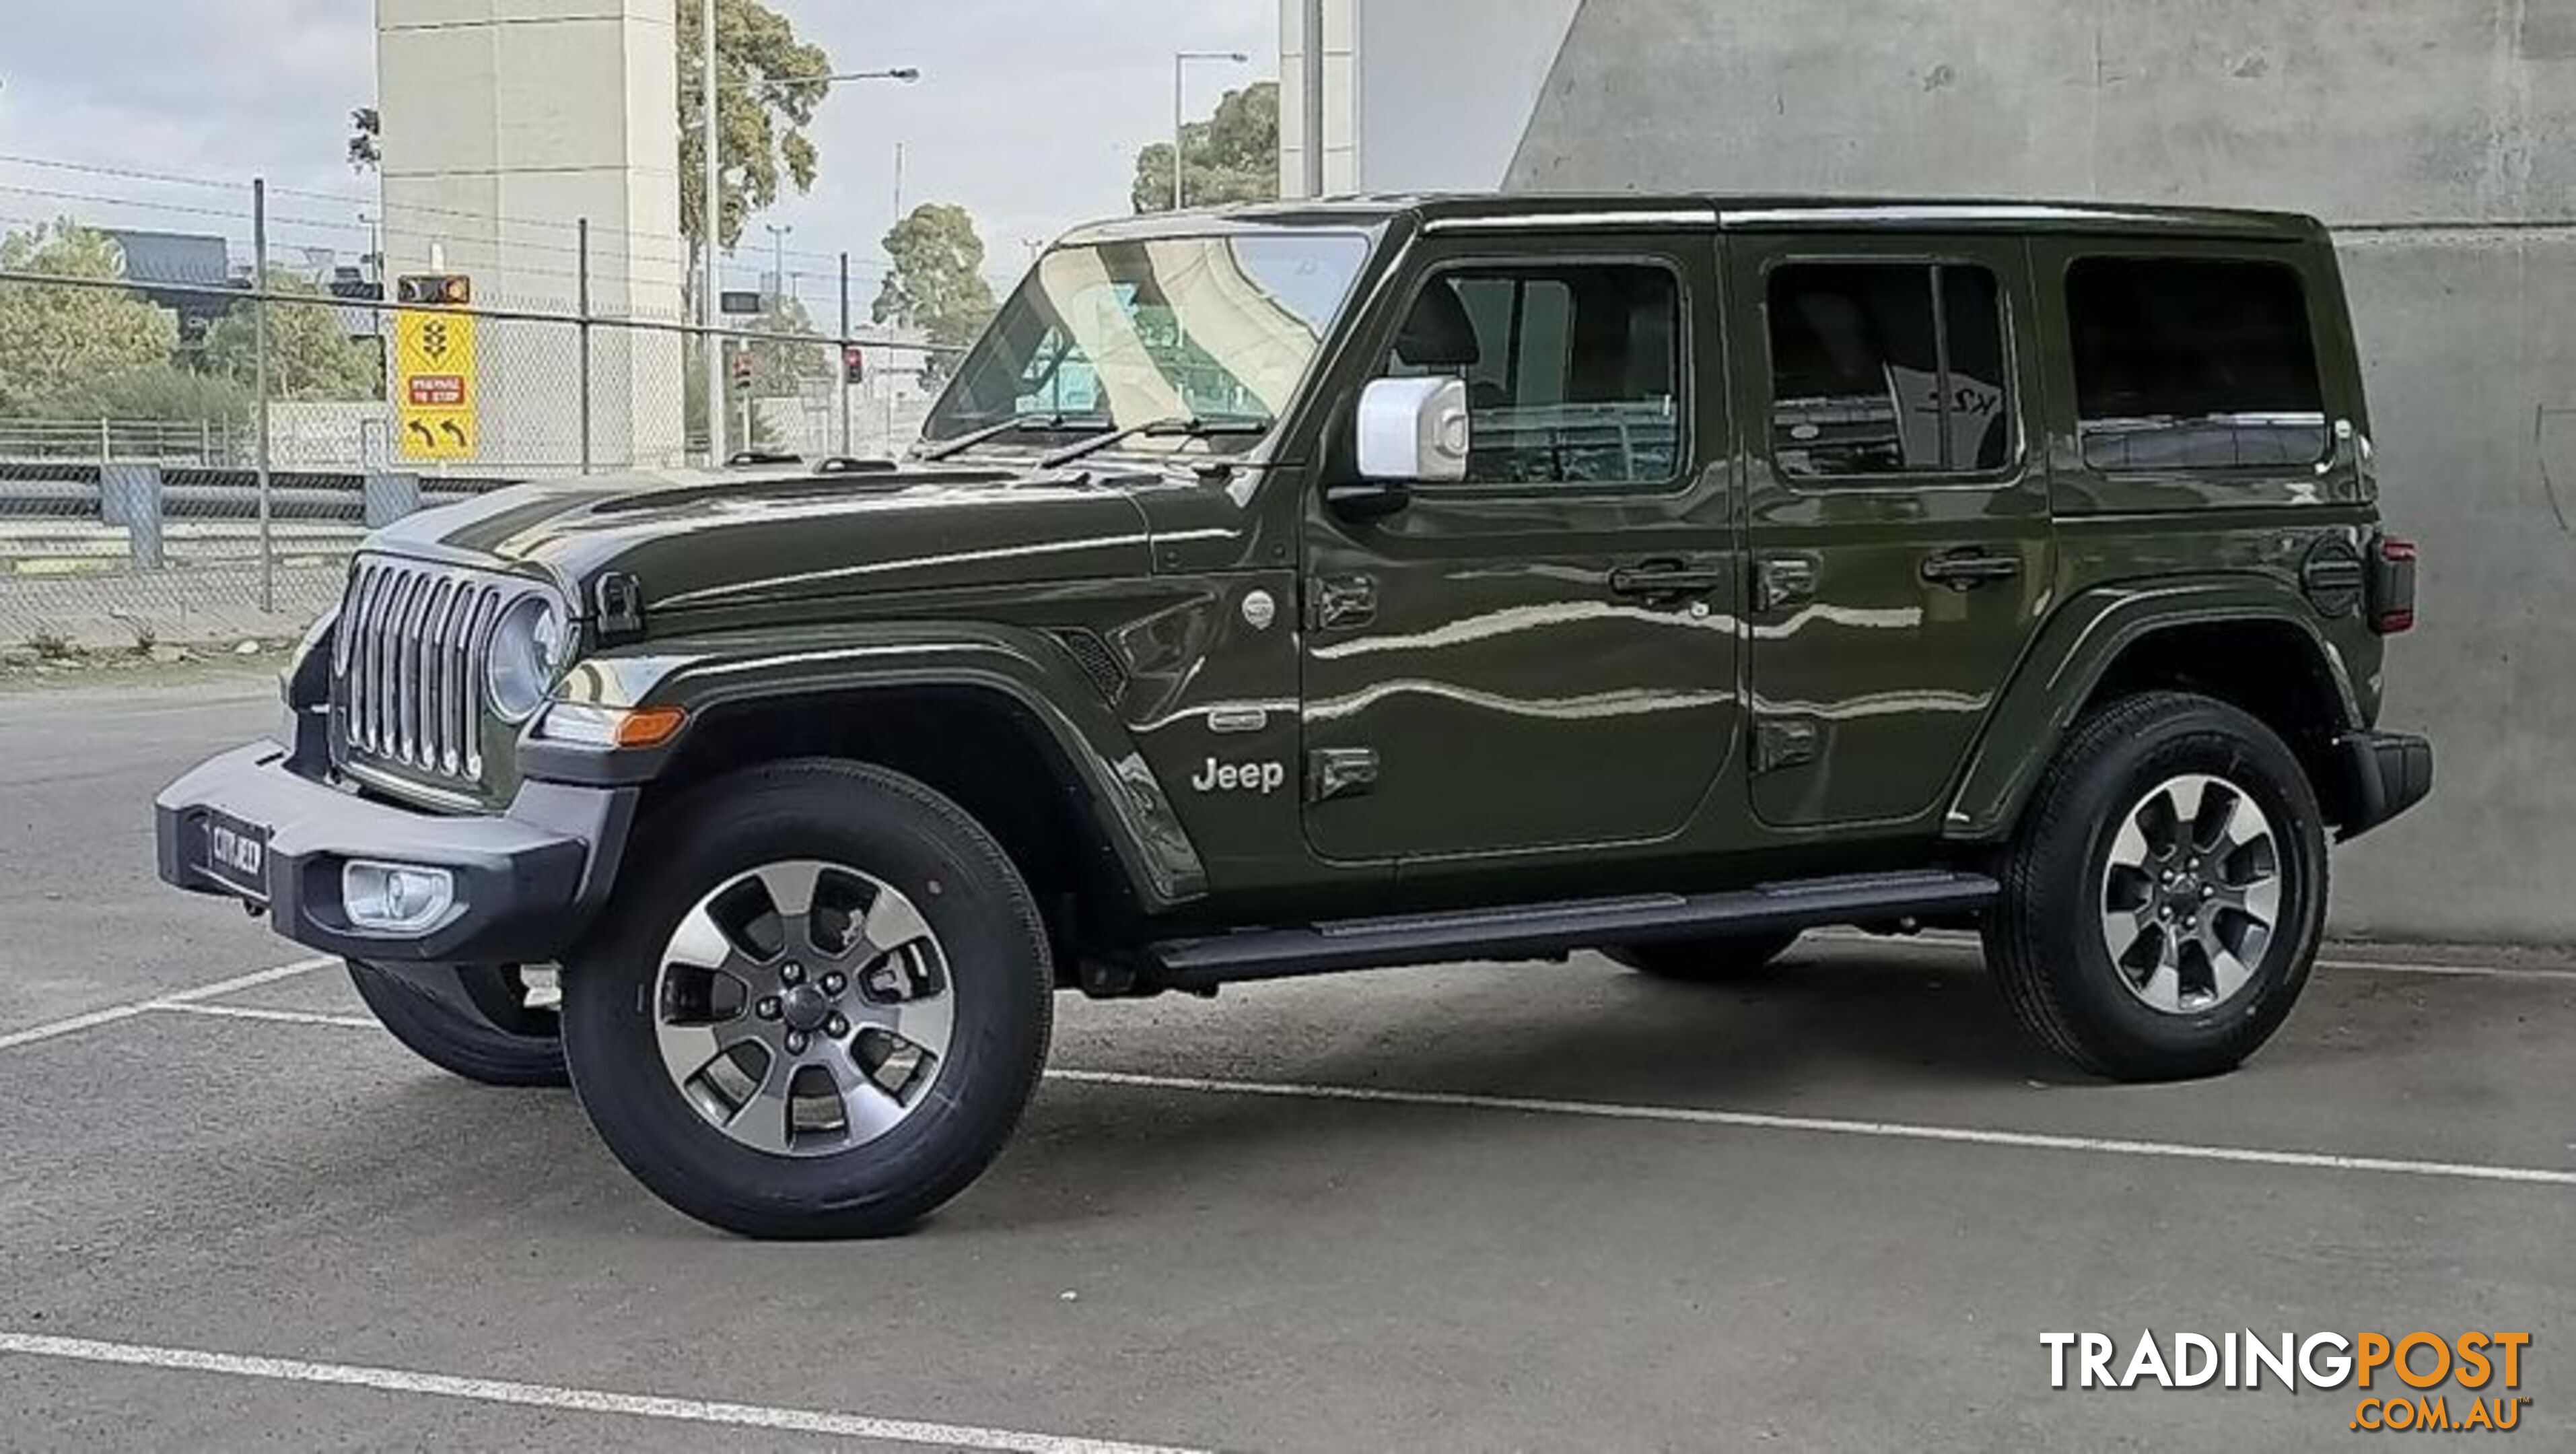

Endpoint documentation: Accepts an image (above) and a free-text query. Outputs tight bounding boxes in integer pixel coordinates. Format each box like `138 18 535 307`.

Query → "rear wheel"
1605 930 1801 983
561 760 1052 1239
347 962 566 1088
1984 692 2326 1081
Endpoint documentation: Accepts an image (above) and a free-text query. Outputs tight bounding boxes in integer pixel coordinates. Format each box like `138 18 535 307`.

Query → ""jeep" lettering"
1191 757 1286 795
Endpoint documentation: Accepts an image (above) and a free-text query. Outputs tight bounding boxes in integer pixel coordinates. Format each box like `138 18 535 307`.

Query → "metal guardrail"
0 417 246 464
0 466 512 523
0 473 493 523
0 244 956 625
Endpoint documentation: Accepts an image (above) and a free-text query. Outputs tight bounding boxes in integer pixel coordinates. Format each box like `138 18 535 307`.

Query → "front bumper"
2332 730 2433 842
155 742 634 963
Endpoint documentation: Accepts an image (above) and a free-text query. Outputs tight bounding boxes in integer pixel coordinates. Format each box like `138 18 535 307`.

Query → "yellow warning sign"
394 306 479 460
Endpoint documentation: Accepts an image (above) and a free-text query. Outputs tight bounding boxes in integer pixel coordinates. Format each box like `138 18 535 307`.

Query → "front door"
1299 232 1739 864
1729 231 2054 829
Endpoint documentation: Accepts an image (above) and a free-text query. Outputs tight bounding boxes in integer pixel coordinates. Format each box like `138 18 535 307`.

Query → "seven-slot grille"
331 557 522 784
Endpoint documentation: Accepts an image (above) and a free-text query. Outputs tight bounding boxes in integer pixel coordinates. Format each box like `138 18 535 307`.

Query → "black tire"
347 961 567 1088
560 759 1053 1240
1604 930 1802 982
1984 691 2328 1082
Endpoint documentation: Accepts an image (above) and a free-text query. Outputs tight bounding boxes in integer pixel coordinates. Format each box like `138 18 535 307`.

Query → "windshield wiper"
917 411 1108 462
1037 415 1274 470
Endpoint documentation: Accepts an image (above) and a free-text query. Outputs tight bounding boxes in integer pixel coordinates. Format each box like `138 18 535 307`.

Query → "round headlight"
485 595 568 723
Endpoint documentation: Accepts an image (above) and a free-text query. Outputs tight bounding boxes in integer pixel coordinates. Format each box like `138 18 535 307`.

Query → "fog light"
343 861 456 933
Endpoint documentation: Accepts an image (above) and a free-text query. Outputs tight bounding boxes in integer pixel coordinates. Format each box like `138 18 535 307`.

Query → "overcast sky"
0 0 1278 296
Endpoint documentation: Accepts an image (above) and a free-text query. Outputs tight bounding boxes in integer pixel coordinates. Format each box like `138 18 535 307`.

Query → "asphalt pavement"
1 668 2569 1451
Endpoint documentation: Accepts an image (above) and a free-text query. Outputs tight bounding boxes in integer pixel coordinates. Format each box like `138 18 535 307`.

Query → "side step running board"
1143 869 1997 990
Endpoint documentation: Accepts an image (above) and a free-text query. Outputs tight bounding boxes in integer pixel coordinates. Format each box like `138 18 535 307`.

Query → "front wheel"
1984 691 2328 1082
561 759 1053 1239
347 962 567 1088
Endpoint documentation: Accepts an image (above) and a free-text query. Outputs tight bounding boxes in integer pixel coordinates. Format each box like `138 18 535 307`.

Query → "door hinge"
1309 574 1377 631
1753 717 1819 775
1755 555 1818 613
593 572 646 641
1307 747 1379 803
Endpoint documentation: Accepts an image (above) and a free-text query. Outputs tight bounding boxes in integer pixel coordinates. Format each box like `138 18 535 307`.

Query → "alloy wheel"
652 860 955 1156
2097 773 2283 1014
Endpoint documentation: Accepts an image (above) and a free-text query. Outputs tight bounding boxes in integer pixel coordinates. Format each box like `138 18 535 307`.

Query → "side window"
2067 257 2326 471
1768 262 2014 479
1385 263 1682 487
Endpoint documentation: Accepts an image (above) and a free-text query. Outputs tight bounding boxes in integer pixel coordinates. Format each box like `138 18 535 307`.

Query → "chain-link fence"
0 163 956 654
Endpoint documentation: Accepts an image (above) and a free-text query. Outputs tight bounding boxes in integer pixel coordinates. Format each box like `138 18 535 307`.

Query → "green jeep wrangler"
157 195 2431 1239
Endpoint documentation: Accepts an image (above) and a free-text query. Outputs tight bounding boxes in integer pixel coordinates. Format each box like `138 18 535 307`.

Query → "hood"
367 463 1163 619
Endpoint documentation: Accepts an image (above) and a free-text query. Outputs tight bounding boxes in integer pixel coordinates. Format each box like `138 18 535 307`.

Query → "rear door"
1729 229 2054 829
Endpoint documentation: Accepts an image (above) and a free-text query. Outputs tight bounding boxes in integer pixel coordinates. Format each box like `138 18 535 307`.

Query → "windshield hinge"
592 572 646 642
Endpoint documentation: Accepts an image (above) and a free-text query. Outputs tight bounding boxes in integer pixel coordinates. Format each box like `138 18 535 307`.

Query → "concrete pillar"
376 0 687 474
363 472 423 528
1278 0 1360 196
99 463 164 570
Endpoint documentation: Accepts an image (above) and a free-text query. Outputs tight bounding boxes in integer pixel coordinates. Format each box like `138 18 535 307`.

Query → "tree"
201 277 384 402
0 222 179 415
746 291 835 395
676 0 831 301
42 363 252 427
1132 81 1280 213
872 203 997 382
348 107 380 172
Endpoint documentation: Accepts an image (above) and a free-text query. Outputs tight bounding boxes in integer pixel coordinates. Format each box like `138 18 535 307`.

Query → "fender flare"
1942 576 2364 842
527 621 1209 911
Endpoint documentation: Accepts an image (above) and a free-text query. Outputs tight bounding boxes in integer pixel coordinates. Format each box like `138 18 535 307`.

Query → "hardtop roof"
1061 192 2326 245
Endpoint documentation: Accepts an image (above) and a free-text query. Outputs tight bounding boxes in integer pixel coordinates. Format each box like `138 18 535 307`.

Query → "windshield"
923 230 1372 456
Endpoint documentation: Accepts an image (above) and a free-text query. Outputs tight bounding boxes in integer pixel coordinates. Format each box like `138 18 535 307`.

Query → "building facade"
1280 0 2576 942
376 0 687 473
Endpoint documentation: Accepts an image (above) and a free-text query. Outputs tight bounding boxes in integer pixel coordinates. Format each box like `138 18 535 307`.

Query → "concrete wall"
376 0 688 471
1355 0 1581 194
1307 0 2576 942
1281 0 1584 197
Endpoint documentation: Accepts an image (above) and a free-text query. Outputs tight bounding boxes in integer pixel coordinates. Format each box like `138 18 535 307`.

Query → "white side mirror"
1356 376 1470 483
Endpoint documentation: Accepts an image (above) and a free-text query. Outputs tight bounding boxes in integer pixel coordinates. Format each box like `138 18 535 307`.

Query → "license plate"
197 810 272 903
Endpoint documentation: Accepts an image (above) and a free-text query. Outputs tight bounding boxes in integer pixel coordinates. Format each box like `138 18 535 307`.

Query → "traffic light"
842 343 866 384
396 274 472 306
730 349 755 395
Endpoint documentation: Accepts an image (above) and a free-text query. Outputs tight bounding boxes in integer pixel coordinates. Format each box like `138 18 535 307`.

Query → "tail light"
2369 535 2417 634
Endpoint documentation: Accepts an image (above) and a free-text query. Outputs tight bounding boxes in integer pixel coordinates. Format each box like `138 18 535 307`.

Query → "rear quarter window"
2066 256 2327 473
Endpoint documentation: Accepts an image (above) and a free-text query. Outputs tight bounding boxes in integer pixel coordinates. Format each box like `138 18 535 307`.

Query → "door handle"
1919 549 2022 592
1609 561 1725 598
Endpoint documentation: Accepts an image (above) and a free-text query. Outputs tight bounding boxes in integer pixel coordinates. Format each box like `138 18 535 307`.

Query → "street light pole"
757 67 921 87
1302 0 1327 199
699 0 722 465
765 222 791 305
1172 50 1250 212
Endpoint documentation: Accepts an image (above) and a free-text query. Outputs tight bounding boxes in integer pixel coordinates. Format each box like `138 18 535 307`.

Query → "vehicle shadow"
1111 946 2062 1096
944 948 2079 1236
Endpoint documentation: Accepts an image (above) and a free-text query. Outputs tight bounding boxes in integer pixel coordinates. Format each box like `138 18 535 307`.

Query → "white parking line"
0 957 335 1053
0 1331 1209 1454
133 1004 2576 1189
1805 931 2576 982
2318 957 2576 982
13 934 2560 1066
31 955 2576 1196
152 1002 378 1031
1045 1068 2576 1190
